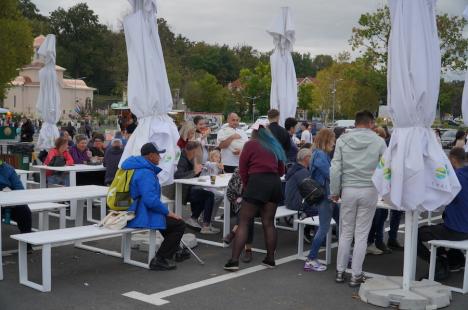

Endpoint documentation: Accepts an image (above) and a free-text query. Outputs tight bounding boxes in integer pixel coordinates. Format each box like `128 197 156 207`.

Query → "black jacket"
268 122 291 153
103 146 123 185
20 121 34 142
174 151 198 204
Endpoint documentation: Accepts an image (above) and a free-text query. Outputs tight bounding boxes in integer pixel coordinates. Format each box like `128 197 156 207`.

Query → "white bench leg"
297 223 304 258
38 211 45 231
463 250 468 294
122 232 132 264
18 241 52 292
58 208 66 229
148 230 157 265
86 198 94 223
122 230 157 269
325 227 332 265
18 241 28 284
38 211 49 231
428 244 437 281
100 197 106 221
42 244 52 292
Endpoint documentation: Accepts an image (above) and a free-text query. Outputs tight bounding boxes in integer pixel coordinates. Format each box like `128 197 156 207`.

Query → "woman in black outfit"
20 118 34 142
224 120 286 271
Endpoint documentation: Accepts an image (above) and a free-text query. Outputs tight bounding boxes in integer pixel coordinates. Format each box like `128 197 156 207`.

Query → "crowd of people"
1 108 468 281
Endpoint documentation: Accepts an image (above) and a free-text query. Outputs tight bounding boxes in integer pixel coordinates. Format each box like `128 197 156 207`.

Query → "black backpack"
298 177 325 206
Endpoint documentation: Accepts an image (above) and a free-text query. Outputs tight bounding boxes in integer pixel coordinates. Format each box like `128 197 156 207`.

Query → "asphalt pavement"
1 209 468 310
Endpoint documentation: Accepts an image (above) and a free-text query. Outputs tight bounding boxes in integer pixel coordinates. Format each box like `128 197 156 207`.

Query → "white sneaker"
367 244 384 255
186 218 202 229
304 259 327 272
200 225 220 234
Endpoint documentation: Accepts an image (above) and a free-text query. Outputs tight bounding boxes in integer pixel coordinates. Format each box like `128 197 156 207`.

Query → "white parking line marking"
123 254 299 306
122 214 441 306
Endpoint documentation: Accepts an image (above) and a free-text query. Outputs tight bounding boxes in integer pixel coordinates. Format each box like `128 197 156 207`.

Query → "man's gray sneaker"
349 273 369 287
335 271 345 283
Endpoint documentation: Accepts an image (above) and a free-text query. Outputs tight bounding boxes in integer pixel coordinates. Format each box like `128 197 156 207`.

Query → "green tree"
439 80 464 117
18 0 50 37
0 0 33 99
292 52 314 77
349 5 468 71
311 54 334 76
49 3 118 95
313 62 379 120
184 72 228 112
239 62 271 116
297 83 314 112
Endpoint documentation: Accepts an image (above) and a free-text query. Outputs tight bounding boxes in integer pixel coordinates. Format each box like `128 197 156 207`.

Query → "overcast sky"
34 0 467 57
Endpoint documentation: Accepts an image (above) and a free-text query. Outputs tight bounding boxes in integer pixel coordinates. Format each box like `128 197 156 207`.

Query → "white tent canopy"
268 7 297 127
462 6 468 126
119 0 179 185
373 0 460 212
36 34 61 150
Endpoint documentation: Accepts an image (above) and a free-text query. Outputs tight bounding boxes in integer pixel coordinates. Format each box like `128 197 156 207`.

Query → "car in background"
440 129 457 149
334 120 355 128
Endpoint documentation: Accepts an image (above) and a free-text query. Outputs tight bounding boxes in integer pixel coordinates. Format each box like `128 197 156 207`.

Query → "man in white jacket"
330 110 387 287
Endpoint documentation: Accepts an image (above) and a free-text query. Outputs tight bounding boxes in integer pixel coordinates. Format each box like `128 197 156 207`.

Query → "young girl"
202 149 224 176
201 150 225 222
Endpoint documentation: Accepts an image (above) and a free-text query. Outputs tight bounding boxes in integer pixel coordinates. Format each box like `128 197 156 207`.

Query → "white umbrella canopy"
373 0 461 212
462 6 468 126
268 7 297 127
119 0 180 185
36 34 61 150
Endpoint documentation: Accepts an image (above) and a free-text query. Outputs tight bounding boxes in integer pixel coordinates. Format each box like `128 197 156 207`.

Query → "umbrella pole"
402 209 419 290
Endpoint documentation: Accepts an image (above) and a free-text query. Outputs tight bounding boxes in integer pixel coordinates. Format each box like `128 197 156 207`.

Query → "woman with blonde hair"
177 121 196 149
304 128 339 272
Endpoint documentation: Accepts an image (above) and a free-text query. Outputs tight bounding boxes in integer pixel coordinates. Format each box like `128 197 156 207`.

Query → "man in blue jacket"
121 143 188 271
418 147 468 279
0 160 32 235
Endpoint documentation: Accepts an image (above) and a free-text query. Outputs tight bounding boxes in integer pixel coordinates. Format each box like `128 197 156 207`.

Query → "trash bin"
8 143 34 170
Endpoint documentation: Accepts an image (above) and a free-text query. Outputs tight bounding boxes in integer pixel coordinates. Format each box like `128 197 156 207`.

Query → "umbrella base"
359 276 451 309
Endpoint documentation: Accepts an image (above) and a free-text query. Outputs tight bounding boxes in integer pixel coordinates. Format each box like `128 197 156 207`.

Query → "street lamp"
331 79 343 125
64 75 86 111
244 96 260 122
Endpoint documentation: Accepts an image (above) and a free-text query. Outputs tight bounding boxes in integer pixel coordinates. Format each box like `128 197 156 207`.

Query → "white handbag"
98 211 135 230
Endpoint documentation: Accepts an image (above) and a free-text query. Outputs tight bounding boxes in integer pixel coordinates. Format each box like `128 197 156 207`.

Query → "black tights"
231 201 277 261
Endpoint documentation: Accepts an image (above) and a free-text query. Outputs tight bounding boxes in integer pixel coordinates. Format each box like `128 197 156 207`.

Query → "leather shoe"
150 257 176 271
175 248 191 262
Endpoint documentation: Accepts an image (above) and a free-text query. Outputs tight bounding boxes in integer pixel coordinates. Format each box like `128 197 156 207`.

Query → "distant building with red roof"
3 35 95 120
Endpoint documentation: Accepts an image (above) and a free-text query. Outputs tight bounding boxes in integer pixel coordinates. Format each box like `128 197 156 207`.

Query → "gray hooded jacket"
330 128 387 196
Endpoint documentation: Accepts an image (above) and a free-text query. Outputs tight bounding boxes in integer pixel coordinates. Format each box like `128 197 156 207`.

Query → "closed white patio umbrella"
461 6 468 126
119 0 179 185
364 0 461 307
36 34 61 150
268 7 297 127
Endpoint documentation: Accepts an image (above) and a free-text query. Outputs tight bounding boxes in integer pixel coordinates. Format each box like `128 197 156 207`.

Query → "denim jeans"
47 174 70 187
368 208 388 245
307 198 339 260
388 210 403 241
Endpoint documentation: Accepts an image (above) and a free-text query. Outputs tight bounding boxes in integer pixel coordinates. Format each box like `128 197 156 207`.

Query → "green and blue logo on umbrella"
378 156 385 169
435 166 448 180
383 168 391 180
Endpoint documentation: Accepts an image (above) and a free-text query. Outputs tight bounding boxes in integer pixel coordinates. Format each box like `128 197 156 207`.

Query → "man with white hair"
285 148 312 212
217 113 248 173
103 138 124 185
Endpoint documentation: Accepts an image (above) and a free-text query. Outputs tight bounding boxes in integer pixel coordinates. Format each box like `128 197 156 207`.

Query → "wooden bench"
11 225 157 292
428 239 468 294
296 216 337 265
